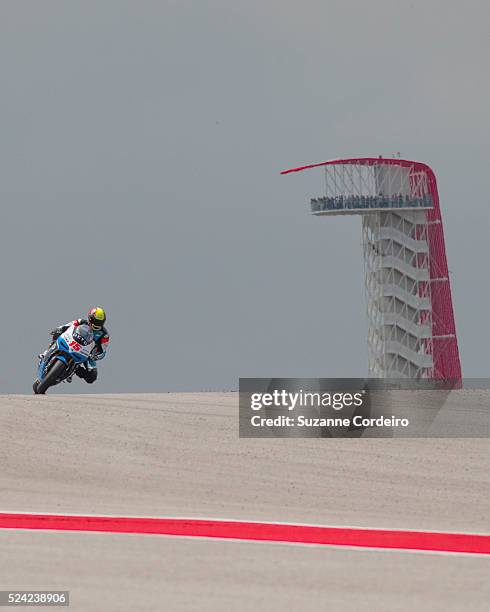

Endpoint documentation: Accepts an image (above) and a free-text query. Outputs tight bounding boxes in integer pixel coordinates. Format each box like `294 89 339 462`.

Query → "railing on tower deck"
311 194 433 214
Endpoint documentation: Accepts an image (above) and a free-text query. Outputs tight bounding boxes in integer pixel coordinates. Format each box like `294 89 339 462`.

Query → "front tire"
35 360 67 395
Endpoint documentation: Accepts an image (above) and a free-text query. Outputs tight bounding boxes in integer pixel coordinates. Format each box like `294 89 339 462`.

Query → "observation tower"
282 157 461 384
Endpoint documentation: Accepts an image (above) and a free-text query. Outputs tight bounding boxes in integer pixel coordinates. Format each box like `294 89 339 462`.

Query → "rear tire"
35 360 67 395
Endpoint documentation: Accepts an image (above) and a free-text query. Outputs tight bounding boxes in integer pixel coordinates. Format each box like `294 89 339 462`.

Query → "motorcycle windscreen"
72 324 94 346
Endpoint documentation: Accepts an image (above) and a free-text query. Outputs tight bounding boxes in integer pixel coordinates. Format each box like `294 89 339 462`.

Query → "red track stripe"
0 513 489 555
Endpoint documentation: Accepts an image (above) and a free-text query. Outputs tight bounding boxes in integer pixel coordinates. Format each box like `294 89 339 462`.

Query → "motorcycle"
33 323 95 394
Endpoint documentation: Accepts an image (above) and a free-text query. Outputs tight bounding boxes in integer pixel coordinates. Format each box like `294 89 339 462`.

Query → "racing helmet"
88 307 106 331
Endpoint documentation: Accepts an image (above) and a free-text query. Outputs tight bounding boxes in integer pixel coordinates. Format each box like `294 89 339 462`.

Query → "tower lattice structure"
282 157 461 383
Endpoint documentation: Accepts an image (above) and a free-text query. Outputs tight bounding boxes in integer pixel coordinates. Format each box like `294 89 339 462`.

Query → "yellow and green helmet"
88 307 106 331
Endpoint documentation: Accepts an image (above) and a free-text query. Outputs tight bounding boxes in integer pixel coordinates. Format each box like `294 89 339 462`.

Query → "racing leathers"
45 319 110 383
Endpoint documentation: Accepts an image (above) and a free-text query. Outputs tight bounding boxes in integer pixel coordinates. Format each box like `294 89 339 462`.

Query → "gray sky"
0 0 489 393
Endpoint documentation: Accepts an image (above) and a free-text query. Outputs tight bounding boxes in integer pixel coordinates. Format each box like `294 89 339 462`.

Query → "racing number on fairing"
69 340 81 351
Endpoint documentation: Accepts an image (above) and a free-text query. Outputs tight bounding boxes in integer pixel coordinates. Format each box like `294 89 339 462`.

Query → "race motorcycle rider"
39 307 109 384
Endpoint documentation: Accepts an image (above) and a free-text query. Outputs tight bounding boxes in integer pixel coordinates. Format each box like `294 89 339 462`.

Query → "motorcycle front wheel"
34 359 67 395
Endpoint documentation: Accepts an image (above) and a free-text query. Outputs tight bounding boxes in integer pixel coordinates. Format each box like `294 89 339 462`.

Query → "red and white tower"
282 157 461 384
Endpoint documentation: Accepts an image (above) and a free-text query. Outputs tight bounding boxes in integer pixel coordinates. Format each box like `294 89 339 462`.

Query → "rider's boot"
66 365 81 384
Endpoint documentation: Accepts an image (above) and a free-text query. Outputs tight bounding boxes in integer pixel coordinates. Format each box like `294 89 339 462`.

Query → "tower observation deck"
282 157 462 384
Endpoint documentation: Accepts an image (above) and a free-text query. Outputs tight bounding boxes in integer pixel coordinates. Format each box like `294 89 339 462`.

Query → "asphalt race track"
1 392 489 611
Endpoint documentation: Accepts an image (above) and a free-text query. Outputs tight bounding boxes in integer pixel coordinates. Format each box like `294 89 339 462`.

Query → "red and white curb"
1 513 489 556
